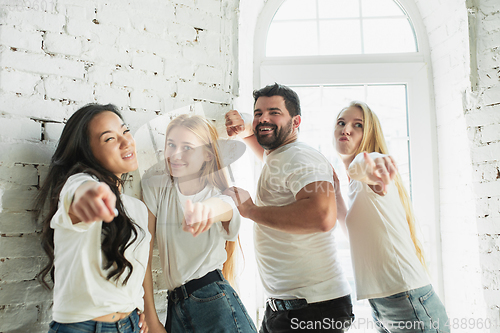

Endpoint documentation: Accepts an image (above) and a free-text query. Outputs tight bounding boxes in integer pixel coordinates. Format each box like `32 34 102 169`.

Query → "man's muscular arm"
224 181 336 234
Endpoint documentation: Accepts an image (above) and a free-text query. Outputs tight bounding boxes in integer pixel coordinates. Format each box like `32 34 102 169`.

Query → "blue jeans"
165 275 257 333
369 285 449 333
259 295 354 333
48 310 140 333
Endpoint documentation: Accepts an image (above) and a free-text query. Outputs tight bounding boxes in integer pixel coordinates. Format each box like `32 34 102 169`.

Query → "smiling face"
253 95 300 151
164 126 212 179
334 106 364 161
89 111 138 178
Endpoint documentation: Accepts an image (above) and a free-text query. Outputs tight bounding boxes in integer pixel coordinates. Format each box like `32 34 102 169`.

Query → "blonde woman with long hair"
334 101 448 333
141 114 256 333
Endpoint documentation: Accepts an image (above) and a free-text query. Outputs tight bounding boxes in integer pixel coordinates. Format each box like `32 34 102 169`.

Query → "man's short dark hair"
253 83 301 117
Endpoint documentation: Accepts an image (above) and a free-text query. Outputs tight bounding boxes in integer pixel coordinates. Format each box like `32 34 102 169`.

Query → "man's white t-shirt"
255 142 351 303
141 166 240 291
51 173 151 323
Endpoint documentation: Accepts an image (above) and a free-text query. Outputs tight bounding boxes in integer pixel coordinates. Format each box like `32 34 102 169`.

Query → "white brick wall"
414 0 500 330
466 0 500 327
0 1 238 331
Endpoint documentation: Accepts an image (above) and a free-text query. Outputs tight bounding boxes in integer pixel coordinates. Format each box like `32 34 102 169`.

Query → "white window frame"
253 0 444 299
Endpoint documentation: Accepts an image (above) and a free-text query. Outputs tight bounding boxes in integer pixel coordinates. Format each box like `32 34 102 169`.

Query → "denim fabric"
48 310 140 333
165 277 257 333
369 284 449 333
259 295 354 333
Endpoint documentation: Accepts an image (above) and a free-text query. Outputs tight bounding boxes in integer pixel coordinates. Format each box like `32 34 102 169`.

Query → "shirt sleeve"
50 173 99 232
348 152 387 184
141 165 169 217
284 149 334 198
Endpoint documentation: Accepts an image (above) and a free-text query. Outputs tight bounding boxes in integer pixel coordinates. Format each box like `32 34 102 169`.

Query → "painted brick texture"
0 1 238 332
415 0 500 330
466 0 500 329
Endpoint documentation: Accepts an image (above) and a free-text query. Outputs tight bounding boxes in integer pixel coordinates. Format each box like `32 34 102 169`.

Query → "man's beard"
254 119 293 151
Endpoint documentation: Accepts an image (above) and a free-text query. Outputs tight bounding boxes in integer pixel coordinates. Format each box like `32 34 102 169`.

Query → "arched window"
250 0 442 325
267 0 417 56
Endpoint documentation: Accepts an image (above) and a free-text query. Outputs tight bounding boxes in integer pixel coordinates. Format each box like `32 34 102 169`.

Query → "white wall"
465 0 500 328
412 0 489 327
0 0 239 332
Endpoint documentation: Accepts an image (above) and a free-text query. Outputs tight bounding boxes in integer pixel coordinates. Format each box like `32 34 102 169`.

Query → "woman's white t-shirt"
141 166 240 291
51 173 151 323
346 153 429 300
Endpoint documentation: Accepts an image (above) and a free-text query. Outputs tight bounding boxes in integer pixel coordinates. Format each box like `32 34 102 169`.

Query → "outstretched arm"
348 152 398 195
224 181 337 234
69 181 117 224
182 197 233 237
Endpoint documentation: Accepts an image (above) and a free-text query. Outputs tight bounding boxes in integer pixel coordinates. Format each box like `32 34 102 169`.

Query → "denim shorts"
166 273 257 333
369 284 449 333
48 310 140 333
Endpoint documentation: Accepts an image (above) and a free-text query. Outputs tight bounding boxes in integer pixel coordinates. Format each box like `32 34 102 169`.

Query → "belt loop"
168 289 177 302
181 285 188 299
95 321 102 333
267 298 277 312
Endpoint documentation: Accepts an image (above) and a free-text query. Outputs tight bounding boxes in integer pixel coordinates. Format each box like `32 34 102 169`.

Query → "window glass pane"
363 18 416 53
365 85 410 189
361 0 404 17
318 0 359 19
294 85 365 167
267 21 318 56
319 20 362 55
273 0 317 20
266 0 417 57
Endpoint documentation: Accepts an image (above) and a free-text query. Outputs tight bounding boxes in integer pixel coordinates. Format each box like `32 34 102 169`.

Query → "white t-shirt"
141 165 240 291
346 153 429 300
51 173 151 323
255 142 351 303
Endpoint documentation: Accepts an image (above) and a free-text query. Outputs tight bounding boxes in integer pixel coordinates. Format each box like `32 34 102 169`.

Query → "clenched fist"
69 181 118 224
225 110 253 138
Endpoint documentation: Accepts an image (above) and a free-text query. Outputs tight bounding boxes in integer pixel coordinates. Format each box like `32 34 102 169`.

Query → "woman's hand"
69 181 118 224
363 152 398 194
138 312 150 333
182 200 215 237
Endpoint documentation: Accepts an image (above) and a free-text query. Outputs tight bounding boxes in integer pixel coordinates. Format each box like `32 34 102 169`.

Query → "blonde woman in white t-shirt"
34 104 150 333
141 114 256 333
334 101 449 333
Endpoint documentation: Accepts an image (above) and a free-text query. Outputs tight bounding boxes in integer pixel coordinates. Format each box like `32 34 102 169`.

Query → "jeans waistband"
50 310 139 332
168 269 224 302
266 298 308 312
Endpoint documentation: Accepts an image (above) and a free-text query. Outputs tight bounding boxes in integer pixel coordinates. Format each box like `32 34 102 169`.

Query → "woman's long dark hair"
34 103 141 289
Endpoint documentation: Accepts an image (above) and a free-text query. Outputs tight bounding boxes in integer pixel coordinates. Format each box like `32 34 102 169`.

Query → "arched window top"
266 0 418 57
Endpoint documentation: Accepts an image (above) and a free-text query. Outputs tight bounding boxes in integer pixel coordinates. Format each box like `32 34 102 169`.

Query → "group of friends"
34 83 449 333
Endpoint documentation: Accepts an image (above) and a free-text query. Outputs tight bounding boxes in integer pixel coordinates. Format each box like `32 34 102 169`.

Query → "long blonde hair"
165 114 239 285
340 101 426 268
